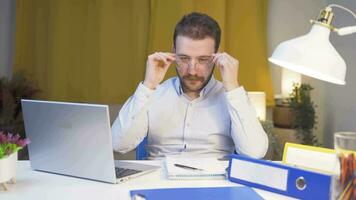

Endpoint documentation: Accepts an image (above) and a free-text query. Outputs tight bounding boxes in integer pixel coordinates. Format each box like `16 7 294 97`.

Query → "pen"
174 163 204 171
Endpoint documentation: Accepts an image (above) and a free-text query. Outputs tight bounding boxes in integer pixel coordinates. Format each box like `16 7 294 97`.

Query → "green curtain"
14 0 274 106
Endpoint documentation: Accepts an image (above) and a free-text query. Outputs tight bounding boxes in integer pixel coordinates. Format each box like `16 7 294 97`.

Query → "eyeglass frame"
174 54 215 69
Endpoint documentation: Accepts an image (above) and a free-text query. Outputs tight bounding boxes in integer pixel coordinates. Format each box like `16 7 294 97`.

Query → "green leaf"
288 83 320 146
0 147 4 159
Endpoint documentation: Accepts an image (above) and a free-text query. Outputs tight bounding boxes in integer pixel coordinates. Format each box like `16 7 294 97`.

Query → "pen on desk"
174 163 204 171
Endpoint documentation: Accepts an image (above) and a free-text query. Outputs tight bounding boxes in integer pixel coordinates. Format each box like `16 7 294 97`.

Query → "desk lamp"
269 4 356 85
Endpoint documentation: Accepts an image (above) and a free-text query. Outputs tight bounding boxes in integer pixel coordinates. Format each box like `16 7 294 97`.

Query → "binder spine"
227 154 332 200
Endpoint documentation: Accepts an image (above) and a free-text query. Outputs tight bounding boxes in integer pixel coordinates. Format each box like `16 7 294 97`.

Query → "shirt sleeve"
111 82 155 153
225 86 269 158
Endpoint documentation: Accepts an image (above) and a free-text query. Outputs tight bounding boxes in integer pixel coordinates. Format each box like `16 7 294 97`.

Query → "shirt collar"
174 76 216 98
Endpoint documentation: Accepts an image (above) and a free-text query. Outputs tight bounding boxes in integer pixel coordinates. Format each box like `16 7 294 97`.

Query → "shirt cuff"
225 86 253 108
225 85 256 118
225 85 248 100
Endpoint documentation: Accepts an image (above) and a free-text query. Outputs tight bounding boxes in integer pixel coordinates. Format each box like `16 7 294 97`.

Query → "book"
130 186 264 200
164 156 228 180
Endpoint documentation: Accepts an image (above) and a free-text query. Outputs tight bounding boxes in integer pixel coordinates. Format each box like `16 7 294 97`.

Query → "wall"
268 0 328 143
0 0 16 78
323 0 356 147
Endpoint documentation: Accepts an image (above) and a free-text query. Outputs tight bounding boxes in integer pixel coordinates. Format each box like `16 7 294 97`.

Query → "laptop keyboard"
115 167 142 178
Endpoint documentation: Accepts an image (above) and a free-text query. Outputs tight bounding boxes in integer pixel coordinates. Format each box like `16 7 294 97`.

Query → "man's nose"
187 60 198 75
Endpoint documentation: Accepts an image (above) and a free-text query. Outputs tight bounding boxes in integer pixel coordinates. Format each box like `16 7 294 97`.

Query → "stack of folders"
164 156 228 180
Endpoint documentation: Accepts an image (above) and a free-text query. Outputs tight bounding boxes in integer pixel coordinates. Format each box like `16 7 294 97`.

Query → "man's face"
174 35 215 94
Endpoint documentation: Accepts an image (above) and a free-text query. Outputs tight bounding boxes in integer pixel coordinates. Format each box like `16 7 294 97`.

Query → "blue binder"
130 186 264 200
228 154 332 200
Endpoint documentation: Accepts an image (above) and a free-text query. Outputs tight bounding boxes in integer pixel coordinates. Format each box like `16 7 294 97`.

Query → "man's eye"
198 58 210 63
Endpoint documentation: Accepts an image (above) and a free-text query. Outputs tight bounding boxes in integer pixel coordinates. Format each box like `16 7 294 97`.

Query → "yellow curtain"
14 0 274 105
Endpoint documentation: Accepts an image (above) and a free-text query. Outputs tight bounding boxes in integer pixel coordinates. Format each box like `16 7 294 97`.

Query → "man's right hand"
143 52 175 90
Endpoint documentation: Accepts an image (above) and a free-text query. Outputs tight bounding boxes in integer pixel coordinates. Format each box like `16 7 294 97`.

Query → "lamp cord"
328 4 356 19
327 4 356 36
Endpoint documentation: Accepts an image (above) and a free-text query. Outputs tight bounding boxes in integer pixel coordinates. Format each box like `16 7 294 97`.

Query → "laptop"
21 99 159 184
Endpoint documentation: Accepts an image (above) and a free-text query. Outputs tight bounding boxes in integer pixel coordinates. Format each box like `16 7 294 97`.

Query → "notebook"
130 186 264 200
164 156 228 180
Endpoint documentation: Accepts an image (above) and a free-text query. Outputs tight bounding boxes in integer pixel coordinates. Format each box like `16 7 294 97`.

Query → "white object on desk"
0 153 17 191
164 156 227 179
0 161 297 200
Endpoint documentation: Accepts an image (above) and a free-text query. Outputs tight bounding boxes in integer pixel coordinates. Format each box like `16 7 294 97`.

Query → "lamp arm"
327 4 356 36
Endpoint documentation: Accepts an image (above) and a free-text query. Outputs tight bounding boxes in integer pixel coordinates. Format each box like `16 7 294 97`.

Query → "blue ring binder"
227 154 332 200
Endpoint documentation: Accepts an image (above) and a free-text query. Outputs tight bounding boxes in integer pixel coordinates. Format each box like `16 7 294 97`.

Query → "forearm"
226 86 269 158
111 83 154 153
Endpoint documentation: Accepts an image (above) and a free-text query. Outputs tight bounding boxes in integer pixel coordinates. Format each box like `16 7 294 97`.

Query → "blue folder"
130 186 264 200
228 154 332 200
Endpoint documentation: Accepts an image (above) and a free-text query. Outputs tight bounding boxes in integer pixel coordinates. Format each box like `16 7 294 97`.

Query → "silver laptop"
21 99 159 184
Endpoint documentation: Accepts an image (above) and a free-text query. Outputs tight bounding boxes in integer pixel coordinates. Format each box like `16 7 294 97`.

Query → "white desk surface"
0 160 297 200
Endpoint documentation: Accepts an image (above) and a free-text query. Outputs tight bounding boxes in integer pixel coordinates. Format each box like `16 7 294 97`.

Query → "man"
112 12 268 159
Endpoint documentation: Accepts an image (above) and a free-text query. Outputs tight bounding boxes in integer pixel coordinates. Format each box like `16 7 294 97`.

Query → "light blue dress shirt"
112 76 268 159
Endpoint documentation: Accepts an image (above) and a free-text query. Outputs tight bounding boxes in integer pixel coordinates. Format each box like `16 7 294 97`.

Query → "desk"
0 161 296 200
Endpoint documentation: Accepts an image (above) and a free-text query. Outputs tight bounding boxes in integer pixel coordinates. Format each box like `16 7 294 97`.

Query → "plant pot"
0 152 17 191
273 105 295 128
18 146 29 160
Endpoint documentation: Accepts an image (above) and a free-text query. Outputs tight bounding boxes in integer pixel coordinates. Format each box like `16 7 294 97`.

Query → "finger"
159 52 175 62
213 54 223 65
165 52 177 59
218 53 236 67
224 55 236 67
212 53 221 63
156 52 174 63
222 53 234 64
156 53 174 70
222 52 238 63
154 53 169 66
218 57 232 68
224 54 238 67
214 54 225 66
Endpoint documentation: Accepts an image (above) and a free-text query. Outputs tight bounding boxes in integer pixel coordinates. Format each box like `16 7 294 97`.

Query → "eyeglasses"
175 55 214 68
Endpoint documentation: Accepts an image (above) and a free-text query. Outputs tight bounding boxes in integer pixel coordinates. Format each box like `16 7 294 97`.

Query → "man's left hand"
213 52 239 91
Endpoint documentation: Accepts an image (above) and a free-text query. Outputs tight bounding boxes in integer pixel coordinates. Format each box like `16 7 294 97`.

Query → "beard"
177 66 215 93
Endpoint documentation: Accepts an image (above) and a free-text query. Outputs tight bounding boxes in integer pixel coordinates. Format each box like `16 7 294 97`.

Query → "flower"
0 131 30 159
0 132 6 143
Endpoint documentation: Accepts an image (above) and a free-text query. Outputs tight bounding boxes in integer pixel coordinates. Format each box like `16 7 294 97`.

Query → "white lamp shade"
269 24 346 85
247 92 266 121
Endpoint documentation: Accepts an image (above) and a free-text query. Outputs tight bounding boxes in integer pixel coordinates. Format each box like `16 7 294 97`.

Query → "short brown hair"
173 12 221 52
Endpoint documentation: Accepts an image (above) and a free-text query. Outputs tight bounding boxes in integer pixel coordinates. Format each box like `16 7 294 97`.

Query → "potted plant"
0 72 39 159
261 120 283 160
289 83 320 146
0 131 30 191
